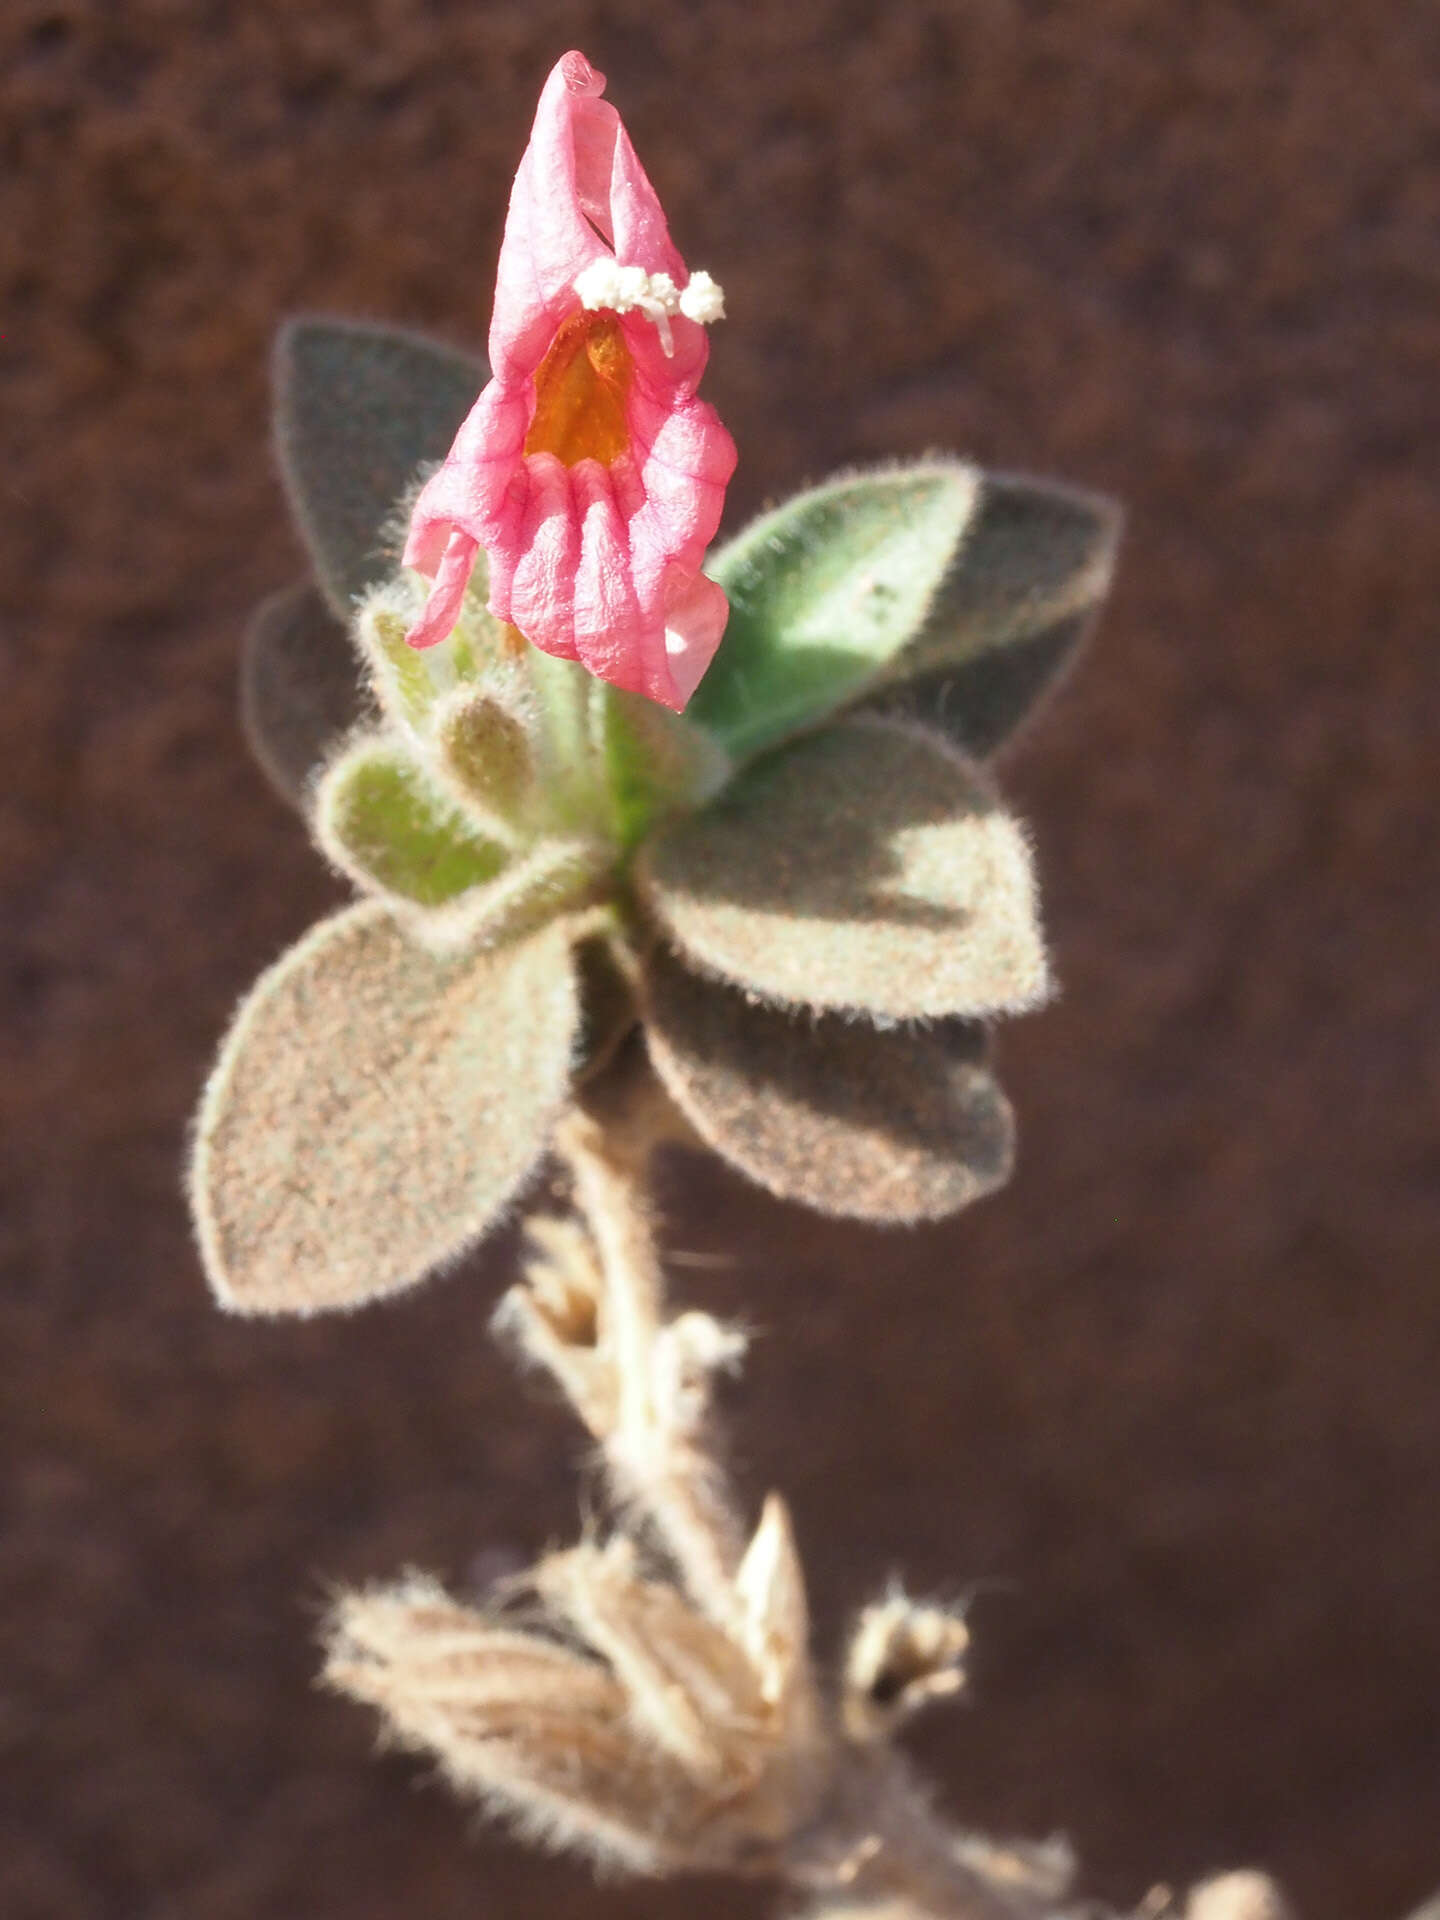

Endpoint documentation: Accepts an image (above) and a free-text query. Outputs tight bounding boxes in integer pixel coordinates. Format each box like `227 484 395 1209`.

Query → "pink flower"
402 51 737 712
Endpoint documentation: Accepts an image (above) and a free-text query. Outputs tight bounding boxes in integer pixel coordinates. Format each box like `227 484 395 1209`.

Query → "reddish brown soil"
4 4 1438 1917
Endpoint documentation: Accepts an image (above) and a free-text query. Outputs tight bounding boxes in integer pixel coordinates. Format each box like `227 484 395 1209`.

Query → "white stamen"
572 259 726 361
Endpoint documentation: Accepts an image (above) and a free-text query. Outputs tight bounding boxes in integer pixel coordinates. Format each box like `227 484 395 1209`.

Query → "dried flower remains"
322 1107 1293 1920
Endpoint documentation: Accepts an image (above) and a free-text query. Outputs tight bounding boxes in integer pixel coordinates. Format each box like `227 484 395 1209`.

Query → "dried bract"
843 1591 971 1742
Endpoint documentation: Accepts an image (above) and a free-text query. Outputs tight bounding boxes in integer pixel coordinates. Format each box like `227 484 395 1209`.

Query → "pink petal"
405 530 480 651
502 456 583 662
660 568 731 709
571 463 646 687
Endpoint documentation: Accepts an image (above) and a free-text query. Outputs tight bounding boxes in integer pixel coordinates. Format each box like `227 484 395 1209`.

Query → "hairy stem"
557 1104 1052 1920
555 1105 747 1625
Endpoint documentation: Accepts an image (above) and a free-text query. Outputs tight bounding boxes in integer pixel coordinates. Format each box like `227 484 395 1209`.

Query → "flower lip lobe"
402 51 736 712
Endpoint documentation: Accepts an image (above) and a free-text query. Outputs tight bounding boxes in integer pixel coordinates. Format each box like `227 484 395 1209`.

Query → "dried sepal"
641 942 1015 1224
651 1309 749 1444
690 462 982 763
325 1577 618 1714
494 1212 615 1434
327 1538 826 1880
537 1538 768 1780
535 1533 827 1855
324 1576 677 1875
734 1494 816 1742
239 581 371 807
498 1197 746 1453
842 1591 970 1741
189 903 579 1314
637 717 1050 1022
273 317 485 616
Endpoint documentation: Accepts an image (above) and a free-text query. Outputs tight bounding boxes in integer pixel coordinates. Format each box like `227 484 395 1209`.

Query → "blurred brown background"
3 2 1438 1916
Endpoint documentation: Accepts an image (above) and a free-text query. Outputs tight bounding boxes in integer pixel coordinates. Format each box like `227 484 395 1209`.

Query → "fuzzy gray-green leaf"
239 582 371 806
642 944 1014 1224
637 717 1049 1021
880 610 1090 761
435 836 612 953
688 464 980 763
572 934 640 1086
189 903 580 1314
314 736 508 912
867 473 1120 756
274 318 484 615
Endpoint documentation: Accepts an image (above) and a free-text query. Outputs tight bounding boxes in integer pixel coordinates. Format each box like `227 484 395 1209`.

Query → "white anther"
572 259 727 360
678 270 725 324
573 258 641 312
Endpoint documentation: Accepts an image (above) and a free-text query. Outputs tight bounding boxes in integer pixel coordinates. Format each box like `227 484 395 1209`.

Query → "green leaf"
637 716 1049 1021
880 610 1090 761
274 318 485 616
899 471 1120 676
689 463 980 762
314 736 508 912
601 686 731 848
189 904 581 1314
642 942 1014 1225
429 835 612 952
239 582 370 807
866 473 1120 757
571 933 640 1086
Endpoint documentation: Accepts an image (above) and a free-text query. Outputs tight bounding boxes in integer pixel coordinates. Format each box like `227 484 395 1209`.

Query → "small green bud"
314 735 507 913
434 686 538 827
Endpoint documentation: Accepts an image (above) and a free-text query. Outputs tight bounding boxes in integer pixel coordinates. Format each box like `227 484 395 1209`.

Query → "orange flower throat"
524 312 634 467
